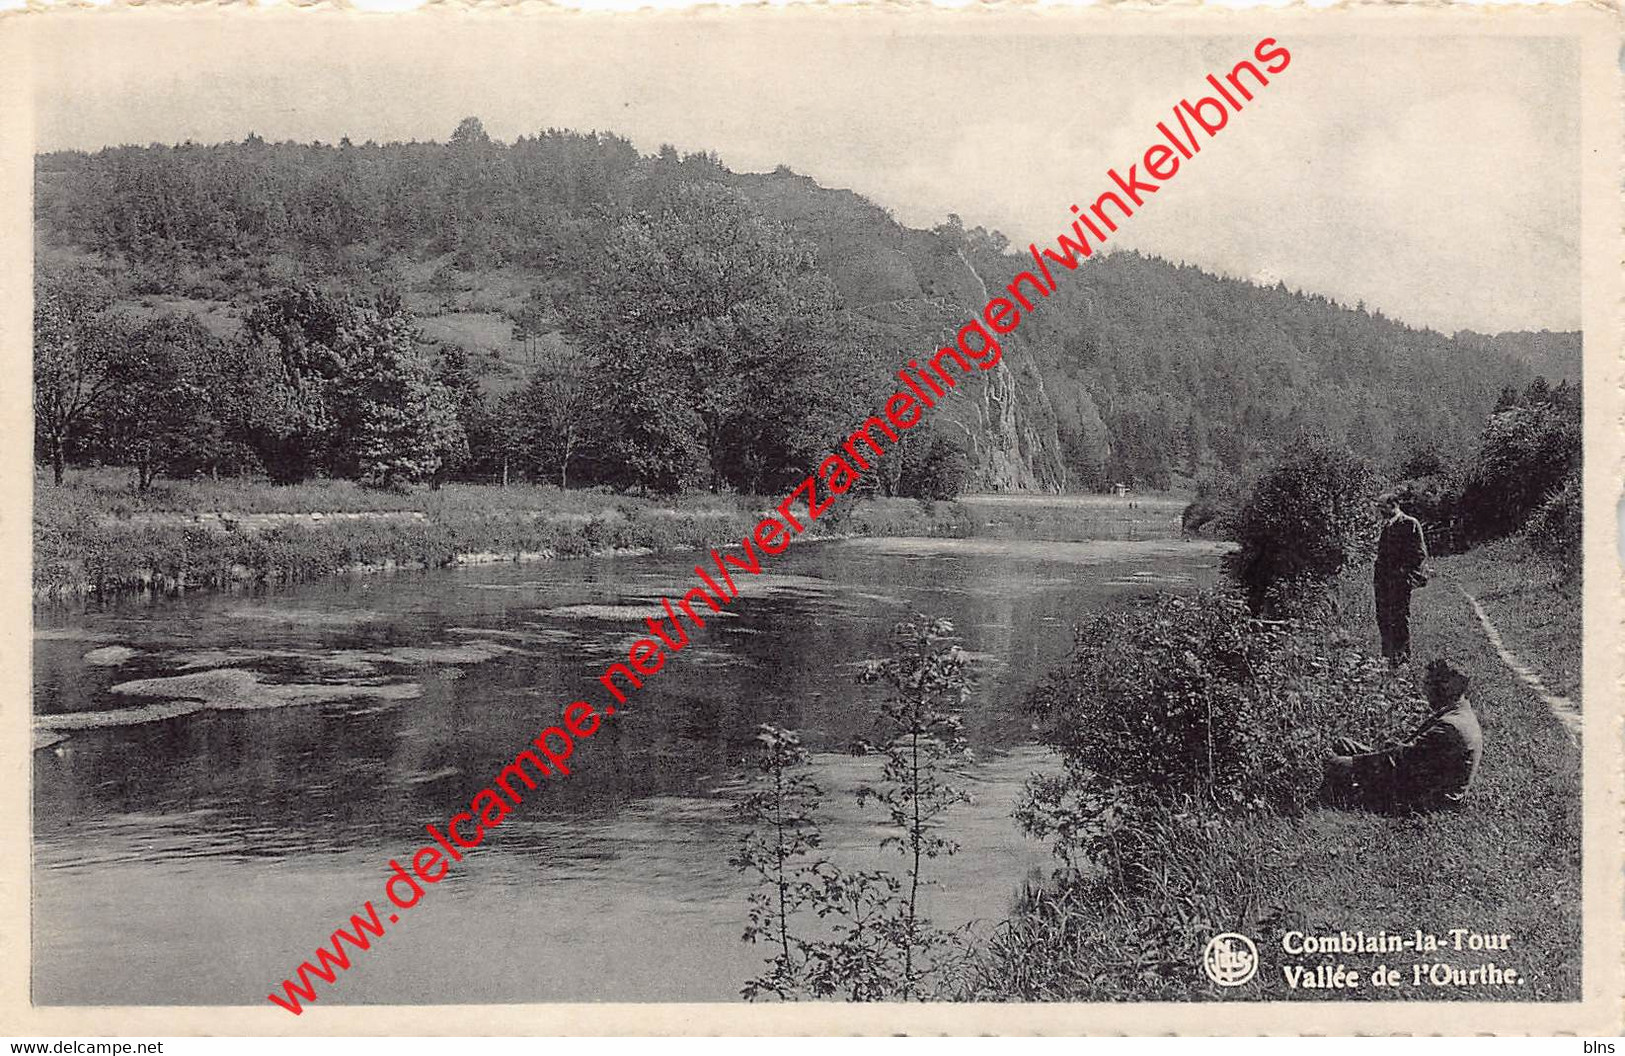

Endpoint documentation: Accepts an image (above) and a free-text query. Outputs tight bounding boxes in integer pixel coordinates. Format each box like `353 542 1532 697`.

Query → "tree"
239 284 348 483
34 267 121 484
508 347 594 489
566 181 847 494
1226 437 1380 612
96 314 216 490
510 288 553 364
35 129 1549 497
899 435 972 500
433 343 494 484
1108 393 1181 489
1457 394 1581 543
1050 380 1111 490
237 284 464 488
332 295 465 490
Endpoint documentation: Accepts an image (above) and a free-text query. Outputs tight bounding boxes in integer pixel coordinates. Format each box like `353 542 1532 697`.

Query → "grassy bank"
964 546 1582 1001
957 493 1188 543
34 468 974 598
1433 538 1581 704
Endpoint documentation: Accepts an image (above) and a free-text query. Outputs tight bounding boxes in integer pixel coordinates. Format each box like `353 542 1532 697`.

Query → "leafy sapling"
855 615 975 999
730 724 823 1000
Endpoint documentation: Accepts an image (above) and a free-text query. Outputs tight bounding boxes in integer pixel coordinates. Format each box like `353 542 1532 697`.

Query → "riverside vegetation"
37 120 1575 505
34 468 971 598
34 123 1574 599
731 618 975 1001
32 120 1583 1001
731 379 1581 1002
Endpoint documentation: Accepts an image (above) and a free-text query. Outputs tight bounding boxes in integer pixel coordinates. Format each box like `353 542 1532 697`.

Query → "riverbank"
34 470 977 598
964 544 1582 1001
1433 537 1581 704
36 471 1199 599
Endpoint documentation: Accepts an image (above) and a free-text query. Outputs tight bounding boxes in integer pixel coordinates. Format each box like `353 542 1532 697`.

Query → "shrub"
853 616 973 999
731 618 973 1002
1181 473 1242 537
731 725 825 1001
1019 587 1425 881
1457 398 1580 544
1525 471 1581 579
1386 474 1462 553
1226 439 1379 613
900 437 973 501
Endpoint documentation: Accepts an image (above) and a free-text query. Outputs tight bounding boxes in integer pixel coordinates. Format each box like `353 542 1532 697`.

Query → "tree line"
1212 373 1582 612
34 178 971 499
35 117 1567 497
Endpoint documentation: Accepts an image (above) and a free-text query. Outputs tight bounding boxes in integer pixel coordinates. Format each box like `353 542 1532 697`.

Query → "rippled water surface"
33 533 1224 1004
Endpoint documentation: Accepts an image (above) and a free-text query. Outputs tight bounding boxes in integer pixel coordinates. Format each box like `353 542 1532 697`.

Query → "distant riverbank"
33 474 1179 603
35 470 1198 600
36 470 993 599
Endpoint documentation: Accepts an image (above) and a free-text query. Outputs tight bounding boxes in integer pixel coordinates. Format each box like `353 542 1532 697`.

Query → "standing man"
1375 493 1429 666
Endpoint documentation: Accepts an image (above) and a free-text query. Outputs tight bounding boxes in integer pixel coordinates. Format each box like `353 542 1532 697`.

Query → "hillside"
1455 330 1582 385
33 121 1566 492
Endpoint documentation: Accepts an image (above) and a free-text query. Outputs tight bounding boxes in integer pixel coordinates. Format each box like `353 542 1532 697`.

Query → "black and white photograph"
3 5 1621 1036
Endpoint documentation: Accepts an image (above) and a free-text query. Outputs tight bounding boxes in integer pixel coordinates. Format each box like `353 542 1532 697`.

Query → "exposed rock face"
952 250 1065 493
735 174 1066 493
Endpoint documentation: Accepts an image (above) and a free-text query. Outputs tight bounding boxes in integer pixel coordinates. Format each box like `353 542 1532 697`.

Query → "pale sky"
26 11 1581 334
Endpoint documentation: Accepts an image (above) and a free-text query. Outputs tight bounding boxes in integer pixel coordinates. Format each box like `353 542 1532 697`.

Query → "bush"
731 619 973 1002
1525 471 1581 578
1181 473 1241 537
1457 399 1580 544
1019 587 1426 880
1386 474 1461 552
899 436 972 501
1226 439 1379 613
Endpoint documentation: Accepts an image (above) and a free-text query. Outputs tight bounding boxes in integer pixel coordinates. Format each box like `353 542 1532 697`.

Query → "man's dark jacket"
1376 511 1428 585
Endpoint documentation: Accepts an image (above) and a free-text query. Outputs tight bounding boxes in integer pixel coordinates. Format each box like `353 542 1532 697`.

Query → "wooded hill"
34 118 1578 493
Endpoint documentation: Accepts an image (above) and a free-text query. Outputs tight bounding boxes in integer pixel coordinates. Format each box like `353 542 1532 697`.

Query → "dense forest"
33 118 1580 496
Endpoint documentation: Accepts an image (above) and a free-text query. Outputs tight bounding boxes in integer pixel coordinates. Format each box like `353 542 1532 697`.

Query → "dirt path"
1454 583 1582 745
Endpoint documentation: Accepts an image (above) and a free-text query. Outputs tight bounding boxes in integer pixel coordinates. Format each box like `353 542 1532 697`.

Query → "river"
33 527 1225 1005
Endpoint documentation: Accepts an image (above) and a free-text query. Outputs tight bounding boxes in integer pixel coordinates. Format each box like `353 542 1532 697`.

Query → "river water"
33 529 1224 1005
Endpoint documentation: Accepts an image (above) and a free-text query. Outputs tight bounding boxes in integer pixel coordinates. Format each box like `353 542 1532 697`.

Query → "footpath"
1452 584 1581 745
1251 550 1584 1000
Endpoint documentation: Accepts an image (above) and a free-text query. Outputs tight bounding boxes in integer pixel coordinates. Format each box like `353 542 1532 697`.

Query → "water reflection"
33 535 1224 1004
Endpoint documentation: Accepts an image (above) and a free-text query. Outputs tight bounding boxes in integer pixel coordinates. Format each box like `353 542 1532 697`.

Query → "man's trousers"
1375 575 1413 664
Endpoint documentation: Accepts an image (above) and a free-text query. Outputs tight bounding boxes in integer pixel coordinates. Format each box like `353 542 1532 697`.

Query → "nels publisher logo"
1203 932 1260 987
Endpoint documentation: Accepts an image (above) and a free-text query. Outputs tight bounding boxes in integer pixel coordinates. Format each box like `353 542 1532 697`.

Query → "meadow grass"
957 493 1187 543
33 468 974 597
962 547 1582 1001
42 466 754 516
1432 538 1582 704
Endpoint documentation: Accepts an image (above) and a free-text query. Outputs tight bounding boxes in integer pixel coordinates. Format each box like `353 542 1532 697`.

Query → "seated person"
1322 659 1483 812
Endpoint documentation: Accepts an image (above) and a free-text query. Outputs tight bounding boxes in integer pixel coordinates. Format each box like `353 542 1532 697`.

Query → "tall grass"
33 470 973 597
963 554 1582 1001
1435 538 1581 704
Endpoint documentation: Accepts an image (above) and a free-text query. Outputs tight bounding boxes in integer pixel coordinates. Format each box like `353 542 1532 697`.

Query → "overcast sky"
27 12 1581 334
